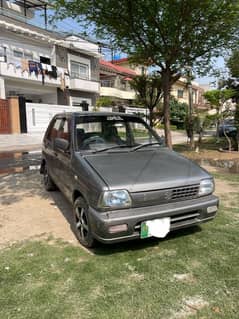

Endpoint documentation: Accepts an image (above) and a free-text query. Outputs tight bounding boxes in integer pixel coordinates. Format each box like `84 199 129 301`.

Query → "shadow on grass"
91 226 202 256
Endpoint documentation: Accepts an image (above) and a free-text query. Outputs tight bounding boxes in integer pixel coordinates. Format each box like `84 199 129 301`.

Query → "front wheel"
73 197 96 248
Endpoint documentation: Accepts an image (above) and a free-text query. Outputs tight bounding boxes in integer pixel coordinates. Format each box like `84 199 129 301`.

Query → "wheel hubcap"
75 206 89 240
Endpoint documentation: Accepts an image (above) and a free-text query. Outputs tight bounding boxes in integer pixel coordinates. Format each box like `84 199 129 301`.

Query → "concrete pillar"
8 96 21 134
0 77 6 99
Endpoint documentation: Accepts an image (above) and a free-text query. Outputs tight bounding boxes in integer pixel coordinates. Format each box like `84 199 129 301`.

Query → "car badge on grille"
164 190 171 200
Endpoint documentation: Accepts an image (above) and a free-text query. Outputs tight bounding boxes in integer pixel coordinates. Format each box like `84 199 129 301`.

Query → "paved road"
0 130 190 153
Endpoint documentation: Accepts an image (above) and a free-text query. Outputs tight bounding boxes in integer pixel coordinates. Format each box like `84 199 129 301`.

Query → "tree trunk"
223 126 232 152
162 70 172 149
149 107 154 127
216 118 220 142
188 83 195 150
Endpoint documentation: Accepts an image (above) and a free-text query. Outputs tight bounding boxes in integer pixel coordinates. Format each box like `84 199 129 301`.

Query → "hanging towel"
37 63 45 85
46 64 52 72
15 61 21 69
21 59 28 73
28 60 39 76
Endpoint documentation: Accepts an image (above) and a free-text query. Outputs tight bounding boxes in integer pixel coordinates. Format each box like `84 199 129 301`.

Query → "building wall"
0 30 55 64
55 45 68 69
69 90 98 106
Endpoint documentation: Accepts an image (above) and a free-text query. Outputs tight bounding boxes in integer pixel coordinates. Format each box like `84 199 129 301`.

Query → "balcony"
100 87 136 100
70 78 100 93
0 61 63 87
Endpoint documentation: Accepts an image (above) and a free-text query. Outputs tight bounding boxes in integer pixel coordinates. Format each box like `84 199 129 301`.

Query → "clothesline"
2 58 69 90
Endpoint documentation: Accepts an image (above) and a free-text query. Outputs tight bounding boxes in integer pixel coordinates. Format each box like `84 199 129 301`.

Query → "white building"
0 0 100 108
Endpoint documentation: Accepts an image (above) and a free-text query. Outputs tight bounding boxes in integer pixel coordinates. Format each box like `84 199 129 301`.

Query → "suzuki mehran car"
40 112 219 247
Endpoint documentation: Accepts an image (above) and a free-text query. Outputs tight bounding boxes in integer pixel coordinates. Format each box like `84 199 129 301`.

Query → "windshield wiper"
92 145 132 154
130 142 161 152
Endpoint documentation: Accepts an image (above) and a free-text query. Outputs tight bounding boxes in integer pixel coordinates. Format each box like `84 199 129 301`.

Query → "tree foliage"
204 89 235 144
169 97 187 129
226 50 239 151
227 50 239 78
54 0 239 148
96 96 114 108
130 74 163 127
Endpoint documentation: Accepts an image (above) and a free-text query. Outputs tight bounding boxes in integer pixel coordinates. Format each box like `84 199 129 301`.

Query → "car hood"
84 148 210 192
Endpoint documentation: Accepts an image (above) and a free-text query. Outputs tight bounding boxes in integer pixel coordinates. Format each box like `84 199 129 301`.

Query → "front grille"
131 184 199 207
171 185 199 200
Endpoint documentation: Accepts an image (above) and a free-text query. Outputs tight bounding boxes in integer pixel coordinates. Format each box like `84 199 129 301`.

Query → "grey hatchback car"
40 112 219 247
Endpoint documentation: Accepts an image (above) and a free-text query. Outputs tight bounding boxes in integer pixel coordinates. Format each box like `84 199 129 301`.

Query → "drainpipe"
186 66 194 149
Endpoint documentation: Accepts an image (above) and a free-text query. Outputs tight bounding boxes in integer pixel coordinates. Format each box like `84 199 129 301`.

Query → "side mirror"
54 138 70 152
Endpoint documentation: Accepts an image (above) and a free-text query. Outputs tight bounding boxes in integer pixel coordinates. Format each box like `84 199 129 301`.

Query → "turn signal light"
108 224 128 234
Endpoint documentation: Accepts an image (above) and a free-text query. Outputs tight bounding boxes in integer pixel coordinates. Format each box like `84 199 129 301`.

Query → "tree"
96 97 114 108
54 0 239 148
203 89 235 140
169 97 187 129
129 74 163 127
226 50 239 151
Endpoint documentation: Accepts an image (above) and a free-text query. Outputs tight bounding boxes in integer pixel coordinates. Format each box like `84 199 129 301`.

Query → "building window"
13 50 33 60
13 50 23 58
40 56 51 65
101 80 114 87
177 89 184 98
71 61 89 80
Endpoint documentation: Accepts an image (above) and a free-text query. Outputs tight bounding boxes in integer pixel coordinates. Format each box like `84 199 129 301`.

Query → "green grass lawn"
0 173 238 319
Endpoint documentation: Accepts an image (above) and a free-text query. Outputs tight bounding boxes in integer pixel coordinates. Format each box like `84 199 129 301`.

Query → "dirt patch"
173 273 196 284
182 149 239 161
171 296 209 319
0 170 78 249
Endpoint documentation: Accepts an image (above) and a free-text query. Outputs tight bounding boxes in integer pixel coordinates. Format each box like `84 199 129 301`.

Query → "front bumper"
88 195 219 244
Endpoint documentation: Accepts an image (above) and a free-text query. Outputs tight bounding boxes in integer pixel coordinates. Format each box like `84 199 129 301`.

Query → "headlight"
99 190 132 209
198 179 214 196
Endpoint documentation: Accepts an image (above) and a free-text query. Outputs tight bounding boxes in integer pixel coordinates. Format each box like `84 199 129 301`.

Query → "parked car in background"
40 112 219 247
219 119 237 137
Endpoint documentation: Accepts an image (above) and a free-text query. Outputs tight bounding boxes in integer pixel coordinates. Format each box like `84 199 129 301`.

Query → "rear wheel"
42 163 57 191
73 197 96 248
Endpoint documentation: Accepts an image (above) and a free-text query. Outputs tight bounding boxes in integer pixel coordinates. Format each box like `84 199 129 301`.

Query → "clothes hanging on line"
21 59 29 73
28 60 39 76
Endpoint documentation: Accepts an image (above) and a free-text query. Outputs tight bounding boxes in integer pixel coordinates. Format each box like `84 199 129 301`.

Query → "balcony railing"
100 80 132 92
70 78 100 93
100 87 135 100
0 60 68 87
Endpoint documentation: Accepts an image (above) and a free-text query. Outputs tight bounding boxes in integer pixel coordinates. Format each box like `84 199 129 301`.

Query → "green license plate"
140 221 150 239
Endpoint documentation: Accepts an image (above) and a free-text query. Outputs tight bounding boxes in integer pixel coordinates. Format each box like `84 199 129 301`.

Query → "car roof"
53 111 142 118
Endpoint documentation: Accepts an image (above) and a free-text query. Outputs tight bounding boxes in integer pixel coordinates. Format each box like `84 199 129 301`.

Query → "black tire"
73 197 96 248
42 163 57 191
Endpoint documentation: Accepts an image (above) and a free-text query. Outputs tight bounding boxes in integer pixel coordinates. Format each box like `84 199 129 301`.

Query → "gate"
0 99 11 134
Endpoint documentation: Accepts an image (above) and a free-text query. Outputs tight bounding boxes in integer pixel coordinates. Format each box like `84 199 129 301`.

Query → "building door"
19 96 27 133
0 99 11 134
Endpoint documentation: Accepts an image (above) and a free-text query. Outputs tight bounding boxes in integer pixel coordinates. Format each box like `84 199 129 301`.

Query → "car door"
55 117 75 202
43 117 64 187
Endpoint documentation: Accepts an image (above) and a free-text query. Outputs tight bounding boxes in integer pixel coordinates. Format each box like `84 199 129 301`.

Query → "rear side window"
46 118 63 141
46 117 71 143
60 119 70 142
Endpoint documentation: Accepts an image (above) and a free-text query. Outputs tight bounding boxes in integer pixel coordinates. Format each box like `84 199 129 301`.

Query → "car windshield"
74 114 162 152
